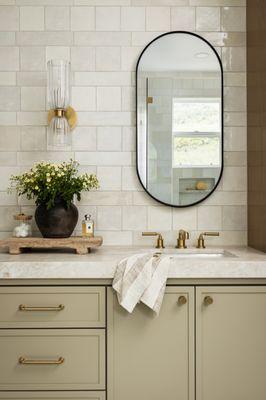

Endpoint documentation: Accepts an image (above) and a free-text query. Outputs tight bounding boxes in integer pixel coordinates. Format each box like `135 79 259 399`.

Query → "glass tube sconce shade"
47 60 75 147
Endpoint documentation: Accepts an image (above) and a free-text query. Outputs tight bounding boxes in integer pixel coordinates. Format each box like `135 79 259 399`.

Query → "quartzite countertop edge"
0 246 266 279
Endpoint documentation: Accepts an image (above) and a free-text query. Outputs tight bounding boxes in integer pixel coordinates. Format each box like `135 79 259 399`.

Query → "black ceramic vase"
35 196 78 238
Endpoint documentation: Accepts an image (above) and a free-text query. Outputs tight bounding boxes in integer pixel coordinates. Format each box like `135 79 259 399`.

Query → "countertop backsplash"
0 0 246 247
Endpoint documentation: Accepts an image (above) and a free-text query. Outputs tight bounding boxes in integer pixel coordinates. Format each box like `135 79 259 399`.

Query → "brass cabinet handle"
19 356 64 365
204 296 214 306
18 304 65 312
178 296 187 305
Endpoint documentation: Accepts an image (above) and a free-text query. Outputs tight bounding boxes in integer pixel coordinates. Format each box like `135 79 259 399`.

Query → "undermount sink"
154 249 236 259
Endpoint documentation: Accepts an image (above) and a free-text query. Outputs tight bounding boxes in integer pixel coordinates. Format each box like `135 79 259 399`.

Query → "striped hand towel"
112 252 170 314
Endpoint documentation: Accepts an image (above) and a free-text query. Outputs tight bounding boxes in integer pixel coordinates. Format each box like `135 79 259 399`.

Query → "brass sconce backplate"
48 106 77 130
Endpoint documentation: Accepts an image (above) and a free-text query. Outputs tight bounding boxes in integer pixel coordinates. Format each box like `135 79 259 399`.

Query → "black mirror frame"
136 31 224 208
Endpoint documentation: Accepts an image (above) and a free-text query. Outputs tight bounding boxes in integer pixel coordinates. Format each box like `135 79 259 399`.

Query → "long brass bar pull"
19 304 65 312
19 357 64 365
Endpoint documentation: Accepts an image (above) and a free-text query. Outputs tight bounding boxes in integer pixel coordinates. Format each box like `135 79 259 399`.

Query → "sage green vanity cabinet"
107 286 195 400
196 286 266 400
0 283 266 400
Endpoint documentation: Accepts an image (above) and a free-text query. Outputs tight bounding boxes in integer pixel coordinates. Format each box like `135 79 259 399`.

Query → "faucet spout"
176 229 190 249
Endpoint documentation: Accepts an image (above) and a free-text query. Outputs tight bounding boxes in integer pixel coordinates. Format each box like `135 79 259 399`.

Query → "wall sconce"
47 60 77 147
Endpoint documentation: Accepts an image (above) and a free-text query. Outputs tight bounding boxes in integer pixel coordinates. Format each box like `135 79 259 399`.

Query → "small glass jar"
13 213 32 238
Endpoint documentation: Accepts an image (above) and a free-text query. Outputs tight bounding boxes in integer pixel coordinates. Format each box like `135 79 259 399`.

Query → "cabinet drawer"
0 329 105 391
0 392 105 400
0 287 105 328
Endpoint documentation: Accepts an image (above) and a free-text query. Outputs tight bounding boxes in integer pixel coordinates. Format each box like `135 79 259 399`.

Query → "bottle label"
82 221 94 237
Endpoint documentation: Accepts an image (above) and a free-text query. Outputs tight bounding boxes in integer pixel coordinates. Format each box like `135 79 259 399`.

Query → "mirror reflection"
137 32 223 207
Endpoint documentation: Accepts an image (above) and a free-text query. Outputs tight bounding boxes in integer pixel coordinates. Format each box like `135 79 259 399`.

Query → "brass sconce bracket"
48 106 77 131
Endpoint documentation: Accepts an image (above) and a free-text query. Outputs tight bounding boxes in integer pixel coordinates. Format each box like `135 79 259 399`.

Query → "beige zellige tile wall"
0 0 246 246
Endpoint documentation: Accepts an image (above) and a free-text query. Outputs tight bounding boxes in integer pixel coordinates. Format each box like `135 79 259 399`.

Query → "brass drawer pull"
178 296 187 305
204 296 214 306
19 356 64 365
19 304 65 312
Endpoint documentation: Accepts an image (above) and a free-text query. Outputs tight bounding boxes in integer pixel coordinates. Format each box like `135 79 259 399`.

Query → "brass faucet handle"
202 231 220 237
142 232 159 237
142 232 165 249
197 231 220 249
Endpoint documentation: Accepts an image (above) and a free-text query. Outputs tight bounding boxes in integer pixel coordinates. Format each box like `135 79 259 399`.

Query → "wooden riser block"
0 236 103 255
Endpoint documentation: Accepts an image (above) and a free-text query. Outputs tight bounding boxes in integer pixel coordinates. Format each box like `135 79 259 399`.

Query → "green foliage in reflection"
173 136 220 166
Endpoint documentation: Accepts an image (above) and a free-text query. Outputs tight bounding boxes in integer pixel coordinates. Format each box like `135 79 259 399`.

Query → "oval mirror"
136 32 223 207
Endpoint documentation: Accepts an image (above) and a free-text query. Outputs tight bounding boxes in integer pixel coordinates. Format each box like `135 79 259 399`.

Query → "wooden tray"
0 236 103 255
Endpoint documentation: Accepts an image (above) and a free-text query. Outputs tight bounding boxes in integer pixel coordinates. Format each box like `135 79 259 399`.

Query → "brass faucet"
197 232 220 249
142 232 165 249
176 229 189 249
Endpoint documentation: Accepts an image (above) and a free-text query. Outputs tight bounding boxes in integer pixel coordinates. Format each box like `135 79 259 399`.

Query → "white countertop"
0 246 266 280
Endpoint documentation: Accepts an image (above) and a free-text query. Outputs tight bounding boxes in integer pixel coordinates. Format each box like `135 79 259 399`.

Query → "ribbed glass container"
47 60 71 147
47 60 70 109
48 115 71 147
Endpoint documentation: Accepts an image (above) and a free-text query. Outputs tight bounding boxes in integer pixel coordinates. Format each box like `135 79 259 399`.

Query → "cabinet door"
107 286 194 400
196 286 266 400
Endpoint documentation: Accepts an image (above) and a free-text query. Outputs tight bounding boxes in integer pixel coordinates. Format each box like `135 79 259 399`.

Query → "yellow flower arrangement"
9 159 99 209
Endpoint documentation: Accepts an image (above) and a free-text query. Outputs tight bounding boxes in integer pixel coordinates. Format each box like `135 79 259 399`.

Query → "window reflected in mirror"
172 98 221 168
